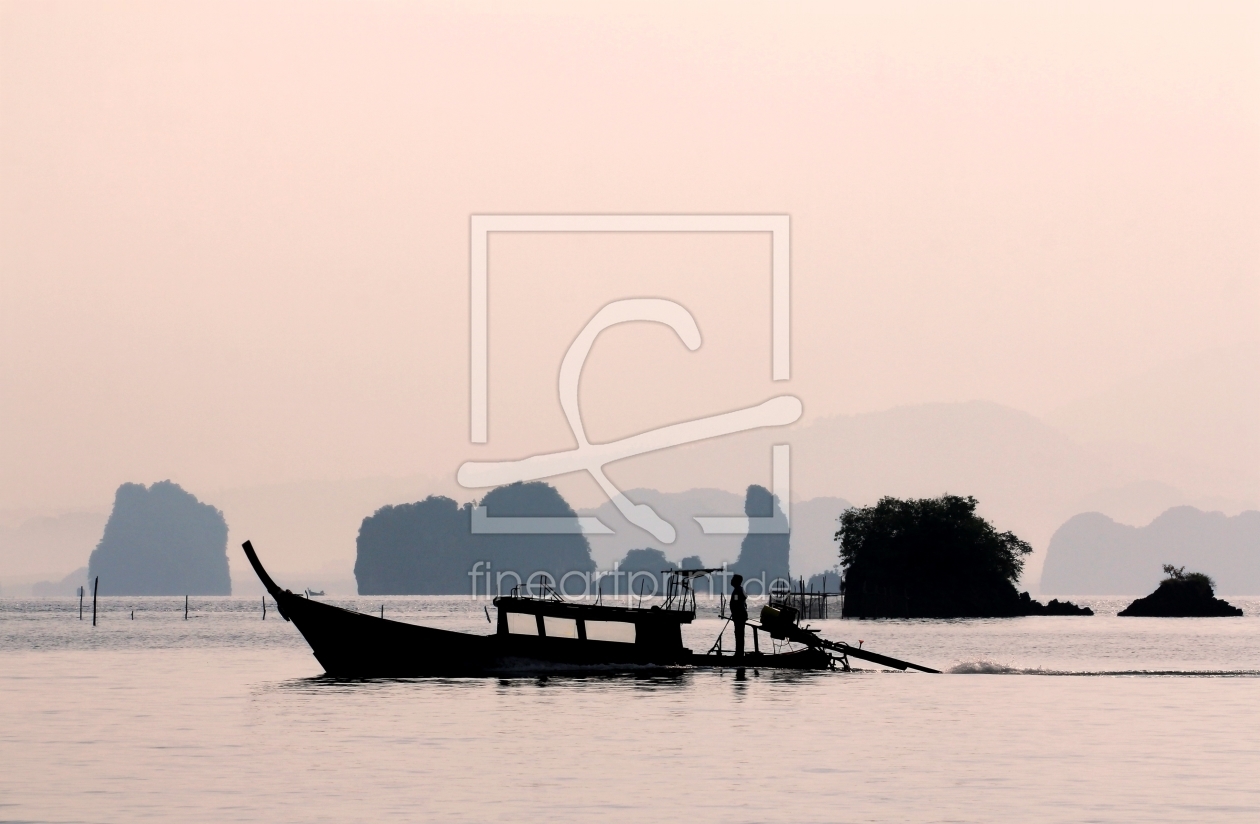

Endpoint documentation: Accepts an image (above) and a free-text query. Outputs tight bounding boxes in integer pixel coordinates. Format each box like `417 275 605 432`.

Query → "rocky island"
728 485 791 592
88 481 231 595
354 481 595 595
1018 592 1094 615
1118 565 1244 617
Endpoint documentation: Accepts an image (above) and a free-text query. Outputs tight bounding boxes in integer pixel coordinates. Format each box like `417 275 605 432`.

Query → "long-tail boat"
243 541 937 677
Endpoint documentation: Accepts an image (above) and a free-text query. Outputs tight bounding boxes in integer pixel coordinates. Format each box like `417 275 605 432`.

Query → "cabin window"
583 620 636 644
506 612 538 635
543 616 579 639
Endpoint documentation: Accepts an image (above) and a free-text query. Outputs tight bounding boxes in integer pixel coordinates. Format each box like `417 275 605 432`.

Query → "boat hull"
279 593 497 677
277 592 832 677
247 542 834 677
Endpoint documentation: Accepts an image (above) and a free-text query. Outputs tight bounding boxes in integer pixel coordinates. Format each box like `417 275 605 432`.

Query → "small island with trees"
836 494 1092 618
1118 565 1243 617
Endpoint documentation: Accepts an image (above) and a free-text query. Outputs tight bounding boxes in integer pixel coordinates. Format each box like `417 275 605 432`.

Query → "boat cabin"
491 569 718 665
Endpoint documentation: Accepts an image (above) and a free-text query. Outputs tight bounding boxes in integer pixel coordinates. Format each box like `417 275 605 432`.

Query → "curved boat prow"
241 540 496 676
242 541 291 620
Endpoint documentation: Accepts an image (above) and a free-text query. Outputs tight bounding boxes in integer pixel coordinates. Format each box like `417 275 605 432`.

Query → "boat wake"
948 660 1260 677
949 660 1027 674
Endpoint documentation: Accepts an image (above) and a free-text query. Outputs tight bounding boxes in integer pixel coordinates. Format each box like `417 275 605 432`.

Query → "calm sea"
2 596 1258 823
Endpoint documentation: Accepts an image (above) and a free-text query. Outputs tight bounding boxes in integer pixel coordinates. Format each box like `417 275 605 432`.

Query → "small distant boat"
304 589 325 598
243 541 937 677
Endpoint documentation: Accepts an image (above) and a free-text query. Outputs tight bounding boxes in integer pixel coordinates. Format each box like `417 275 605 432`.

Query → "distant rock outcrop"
729 485 790 594
1118 566 1244 617
354 482 596 595
613 548 677 598
88 482 230 595
1018 591 1094 616
581 487 746 569
1041 507 1260 594
579 488 851 579
354 495 473 595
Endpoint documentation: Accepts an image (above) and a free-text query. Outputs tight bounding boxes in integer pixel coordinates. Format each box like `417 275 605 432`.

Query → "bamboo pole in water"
184 595 188 620
262 596 266 620
92 577 98 627
78 586 83 620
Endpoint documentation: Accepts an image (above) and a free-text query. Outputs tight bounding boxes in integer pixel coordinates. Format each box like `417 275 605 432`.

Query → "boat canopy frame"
661 568 722 614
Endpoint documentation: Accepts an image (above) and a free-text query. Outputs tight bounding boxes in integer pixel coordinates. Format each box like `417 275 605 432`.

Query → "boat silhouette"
243 541 936 677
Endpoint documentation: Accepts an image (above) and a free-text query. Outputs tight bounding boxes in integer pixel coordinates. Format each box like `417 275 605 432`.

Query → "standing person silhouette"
730 574 748 659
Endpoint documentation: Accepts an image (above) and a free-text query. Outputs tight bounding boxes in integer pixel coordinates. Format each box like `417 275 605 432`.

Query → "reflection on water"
2 596 1258 823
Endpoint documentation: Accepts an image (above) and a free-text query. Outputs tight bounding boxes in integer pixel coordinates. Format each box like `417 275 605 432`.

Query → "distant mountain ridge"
630 400 1257 586
1040 506 1260 594
8 399 1253 595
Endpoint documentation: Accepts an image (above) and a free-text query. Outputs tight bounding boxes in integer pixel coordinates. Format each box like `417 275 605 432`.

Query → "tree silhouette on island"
837 495 1090 618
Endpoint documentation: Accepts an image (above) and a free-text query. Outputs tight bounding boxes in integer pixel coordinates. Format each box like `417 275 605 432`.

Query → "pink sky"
2 1 1257 521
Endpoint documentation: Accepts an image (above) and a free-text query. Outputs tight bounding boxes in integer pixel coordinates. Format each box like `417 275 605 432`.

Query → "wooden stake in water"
78 586 84 620
184 594 188 620
92 577 98 627
380 605 384 619
262 596 266 620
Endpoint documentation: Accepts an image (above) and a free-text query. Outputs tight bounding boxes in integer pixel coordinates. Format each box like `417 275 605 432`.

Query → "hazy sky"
2 0 1257 518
